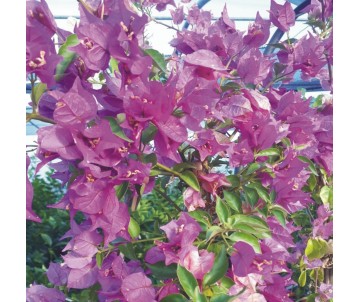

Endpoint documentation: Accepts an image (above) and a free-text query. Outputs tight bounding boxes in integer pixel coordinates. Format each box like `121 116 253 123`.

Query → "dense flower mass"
26 0 333 301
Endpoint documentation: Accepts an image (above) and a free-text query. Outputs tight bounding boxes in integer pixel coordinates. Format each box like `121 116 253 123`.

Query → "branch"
131 236 165 244
26 113 56 124
29 74 37 113
325 53 333 88
154 188 182 212
77 0 95 15
150 17 180 32
155 163 181 177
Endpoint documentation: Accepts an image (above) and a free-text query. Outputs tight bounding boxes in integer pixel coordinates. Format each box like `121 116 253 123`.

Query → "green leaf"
143 153 157 165
115 182 129 201
128 217 140 239
96 252 104 269
194 287 207 302
227 214 271 238
188 210 212 230
135 183 146 196
271 209 287 227
177 265 198 299
256 205 268 218
55 34 79 81
298 270 307 287
281 137 292 147
180 171 200 192
109 237 128 245
210 294 235 302
223 191 242 213
203 245 228 286
306 293 317 302
143 48 167 73
269 190 276 203
291 211 311 227
305 238 328 260
109 57 119 74
243 187 259 207
226 175 240 188
246 183 270 204
173 163 196 173
311 94 324 108
146 262 177 280
244 163 262 176
206 226 223 241
227 222 258 235
40 233 52 246
173 109 185 118
273 62 287 75
141 123 158 144
255 148 280 158
150 168 168 177
116 113 126 124
299 256 306 271
98 72 105 82
220 81 241 93
219 276 235 289
206 242 224 255
161 294 189 302
297 87 307 97
320 186 333 205
216 198 230 224
118 244 137 260
228 232 261 253
307 174 317 191
105 117 134 142
309 268 324 283
297 156 319 176
270 204 289 215
306 18 325 28
32 83 47 105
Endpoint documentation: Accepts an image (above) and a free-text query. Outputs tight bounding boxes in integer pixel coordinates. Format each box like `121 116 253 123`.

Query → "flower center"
28 50 46 68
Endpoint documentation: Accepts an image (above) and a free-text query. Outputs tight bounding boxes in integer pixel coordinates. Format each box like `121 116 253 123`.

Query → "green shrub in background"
27 169 183 301
26 170 67 286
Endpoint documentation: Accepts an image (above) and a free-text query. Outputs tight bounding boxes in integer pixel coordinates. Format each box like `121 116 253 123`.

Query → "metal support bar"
53 15 307 22
264 0 311 55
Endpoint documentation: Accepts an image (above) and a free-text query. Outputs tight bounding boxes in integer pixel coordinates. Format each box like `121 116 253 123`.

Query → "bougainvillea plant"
26 0 333 301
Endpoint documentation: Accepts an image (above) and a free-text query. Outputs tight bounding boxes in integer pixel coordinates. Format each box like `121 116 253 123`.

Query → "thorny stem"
261 70 296 93
224 45 250 70
77 0 95 15
178 145 188 162
155 163 181 177
319 0 326 24
305 207 315 222
314 268 319 293
27 113 56 124
221 233 232 250
286 31 291 45
105 249 112 259
26 148 38 153
225 51 241 69
150 17 180 32
154 188 183 213
206 236 216 248
325 53 333 87
29 74 37 113
319 0 333 88
131 236 165 244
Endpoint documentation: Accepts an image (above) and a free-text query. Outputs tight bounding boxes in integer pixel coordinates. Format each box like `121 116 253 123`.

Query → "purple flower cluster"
26 0 333 301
